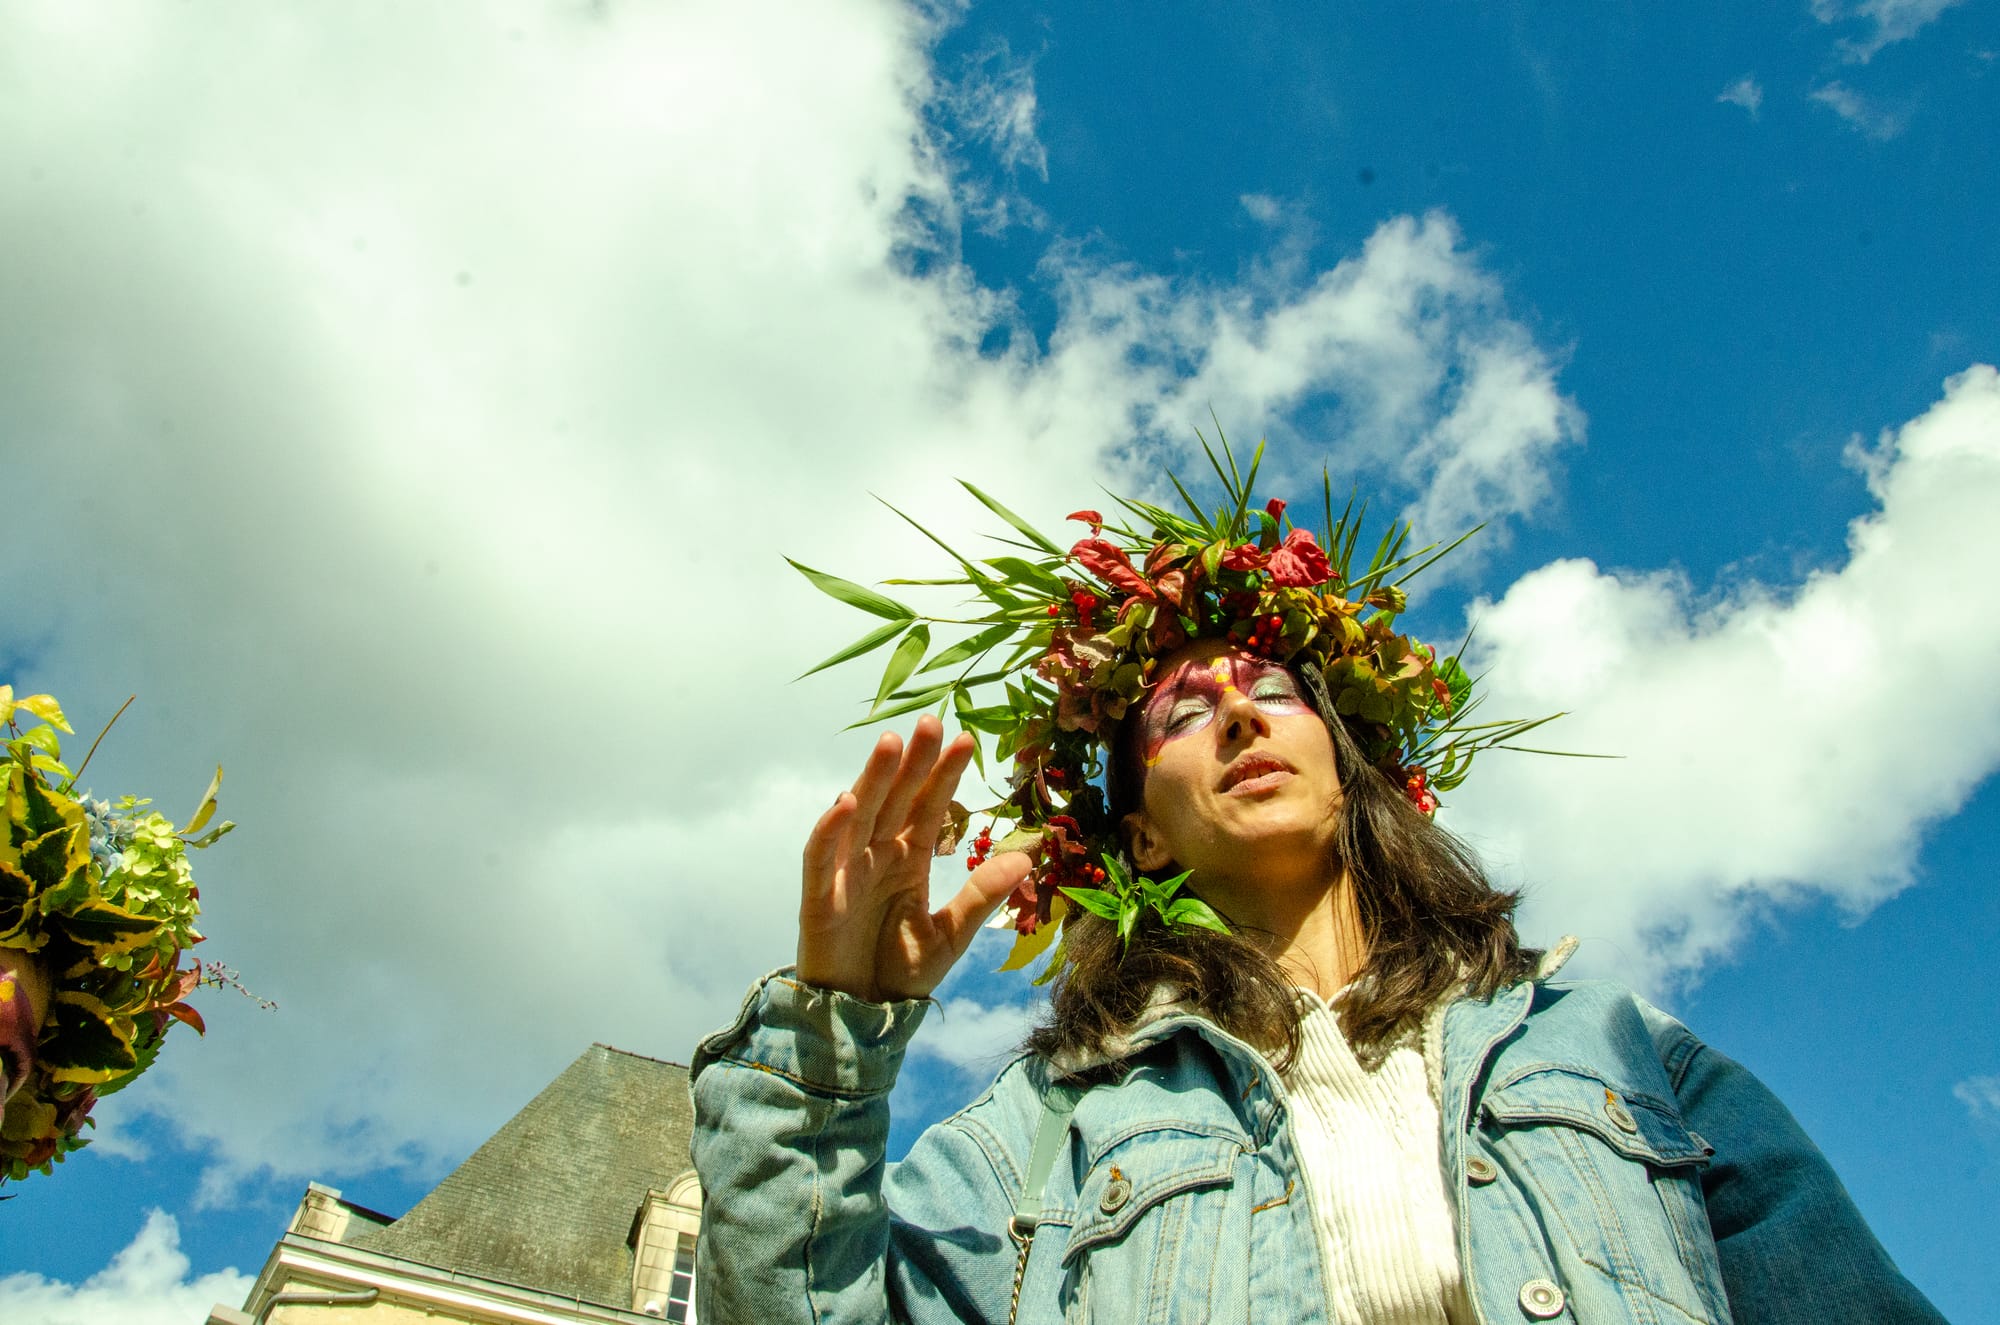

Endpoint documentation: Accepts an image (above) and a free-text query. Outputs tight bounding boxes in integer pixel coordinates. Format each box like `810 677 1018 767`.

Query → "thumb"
932 851 1032 961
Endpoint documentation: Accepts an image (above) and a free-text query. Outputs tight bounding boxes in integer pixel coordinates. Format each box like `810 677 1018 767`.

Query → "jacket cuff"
692 966 931 1099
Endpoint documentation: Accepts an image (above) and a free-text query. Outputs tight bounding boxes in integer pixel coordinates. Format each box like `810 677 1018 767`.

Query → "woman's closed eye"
1251 675 1311 713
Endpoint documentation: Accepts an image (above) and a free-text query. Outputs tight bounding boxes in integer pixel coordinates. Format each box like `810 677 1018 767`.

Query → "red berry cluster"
1227 613 1286 655
965 824 996 870
1404 769 1439 816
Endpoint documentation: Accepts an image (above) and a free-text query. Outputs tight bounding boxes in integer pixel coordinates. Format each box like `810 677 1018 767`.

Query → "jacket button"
1098 1177 1132 1214
1604 1096 1639 1133
1518 1278 1565 1318
1465 1155 1498 1185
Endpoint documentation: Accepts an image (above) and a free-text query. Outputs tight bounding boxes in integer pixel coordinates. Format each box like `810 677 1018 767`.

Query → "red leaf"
165 1001 206 1035
1268 529 1333 587
1069 538 1155 601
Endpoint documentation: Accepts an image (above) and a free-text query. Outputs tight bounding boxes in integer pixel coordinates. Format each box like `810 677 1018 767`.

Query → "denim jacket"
689 968 1943 1324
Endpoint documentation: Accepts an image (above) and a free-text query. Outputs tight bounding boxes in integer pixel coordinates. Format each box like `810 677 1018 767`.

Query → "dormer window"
631 1171 703 1321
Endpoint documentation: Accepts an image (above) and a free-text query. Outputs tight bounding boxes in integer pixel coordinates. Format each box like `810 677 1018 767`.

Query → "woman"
690 467 1944 1323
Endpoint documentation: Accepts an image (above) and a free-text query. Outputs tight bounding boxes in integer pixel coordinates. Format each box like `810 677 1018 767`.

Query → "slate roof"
349 1043 694 1309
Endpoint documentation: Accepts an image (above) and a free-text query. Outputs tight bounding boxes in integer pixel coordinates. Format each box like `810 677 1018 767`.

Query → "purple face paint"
1136 653 1313 765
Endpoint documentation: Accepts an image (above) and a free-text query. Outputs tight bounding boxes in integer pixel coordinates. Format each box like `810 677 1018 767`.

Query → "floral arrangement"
791 441 1559 977
0 689 252 1186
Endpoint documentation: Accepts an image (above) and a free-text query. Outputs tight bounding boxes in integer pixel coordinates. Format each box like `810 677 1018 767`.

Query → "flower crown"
0 690 258 1185
792 441 1559 977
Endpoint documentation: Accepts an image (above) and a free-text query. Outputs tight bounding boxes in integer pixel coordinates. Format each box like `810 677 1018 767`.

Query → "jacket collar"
1047 935 1582 1123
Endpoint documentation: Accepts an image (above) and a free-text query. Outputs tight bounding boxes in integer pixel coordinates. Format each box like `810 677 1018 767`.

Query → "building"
209 1044 701 1325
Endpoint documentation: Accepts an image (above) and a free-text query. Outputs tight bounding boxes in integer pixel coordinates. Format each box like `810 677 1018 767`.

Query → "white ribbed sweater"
1281 990 1473 1325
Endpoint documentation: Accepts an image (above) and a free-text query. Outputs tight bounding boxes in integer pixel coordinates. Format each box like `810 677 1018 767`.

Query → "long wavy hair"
1025 661 1539 1073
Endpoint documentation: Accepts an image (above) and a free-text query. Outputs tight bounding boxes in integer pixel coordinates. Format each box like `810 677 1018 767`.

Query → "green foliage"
1060 856 1229 953
0 692 254 1187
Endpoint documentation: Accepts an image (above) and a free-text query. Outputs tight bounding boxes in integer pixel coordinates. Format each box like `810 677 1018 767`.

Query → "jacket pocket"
1055 1130 1244 1323
1482 1066 1730 1325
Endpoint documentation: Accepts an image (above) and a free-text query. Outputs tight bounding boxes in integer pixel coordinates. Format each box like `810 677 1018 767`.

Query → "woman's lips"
1220 754 1296 794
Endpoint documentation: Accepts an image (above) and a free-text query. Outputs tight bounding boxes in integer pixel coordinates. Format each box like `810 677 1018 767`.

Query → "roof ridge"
589 1041 690 1068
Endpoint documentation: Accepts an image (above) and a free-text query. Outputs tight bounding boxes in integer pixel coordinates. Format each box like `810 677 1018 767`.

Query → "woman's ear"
1122 810 1173 873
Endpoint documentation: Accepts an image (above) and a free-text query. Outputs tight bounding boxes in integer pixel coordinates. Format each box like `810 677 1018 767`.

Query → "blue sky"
2 2 1995 1321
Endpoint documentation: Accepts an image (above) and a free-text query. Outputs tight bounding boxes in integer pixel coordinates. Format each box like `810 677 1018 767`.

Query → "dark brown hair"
1025 660 1538 1073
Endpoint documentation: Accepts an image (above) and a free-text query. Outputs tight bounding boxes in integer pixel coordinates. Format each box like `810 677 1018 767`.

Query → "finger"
903 731 975 850
931 851 1032 961
872 714 944 840
802 792 854 904
843 730 905 852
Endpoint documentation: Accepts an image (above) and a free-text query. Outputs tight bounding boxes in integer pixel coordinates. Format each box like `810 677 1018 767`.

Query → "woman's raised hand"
798 714 1032 1003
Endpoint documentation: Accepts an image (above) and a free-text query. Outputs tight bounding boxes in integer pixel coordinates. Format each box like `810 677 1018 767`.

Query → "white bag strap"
1006 1080 1082 1322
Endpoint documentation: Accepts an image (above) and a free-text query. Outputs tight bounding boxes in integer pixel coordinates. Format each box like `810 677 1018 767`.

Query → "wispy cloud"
1812 0 1969 63
1453 366 2000 991
0 1211 252 1325
1717 75 1765 118
1036 211 1584 555
1956 1074 2000 1122
907 996 1042 1071
1240 192 1284 224
945 41 1048 179
1810 80 1911 138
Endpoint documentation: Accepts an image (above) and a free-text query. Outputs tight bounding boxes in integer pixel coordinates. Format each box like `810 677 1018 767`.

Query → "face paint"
1136 653 1313 765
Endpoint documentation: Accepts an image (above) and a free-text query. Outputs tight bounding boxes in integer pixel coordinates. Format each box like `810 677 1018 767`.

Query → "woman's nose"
1218 689 1270 743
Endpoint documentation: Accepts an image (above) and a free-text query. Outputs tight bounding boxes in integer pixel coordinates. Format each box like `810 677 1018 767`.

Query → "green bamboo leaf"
919 622 1016 675
186 821 236 849
954 705 1018 736
786 558 915 621
797 618 909 680
983 556 1068 596
873 625 932 711
182 766 223 836
959 480 1062 555
847 682 954 727
876 497 1026 610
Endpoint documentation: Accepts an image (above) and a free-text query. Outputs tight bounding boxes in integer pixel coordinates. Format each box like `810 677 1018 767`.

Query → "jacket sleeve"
688 970 1023 1325
1635 1001 1947 1324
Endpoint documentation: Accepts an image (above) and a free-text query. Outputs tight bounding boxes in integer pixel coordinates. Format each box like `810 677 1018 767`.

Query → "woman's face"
0 949 51 1103
1122 638 1343 888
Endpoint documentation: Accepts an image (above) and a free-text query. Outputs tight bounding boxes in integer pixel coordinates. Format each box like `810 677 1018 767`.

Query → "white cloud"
908 995 1042 1071
1034 210 1583 554
1809 80 1911 138
1449 366 2000 992
0 1210 252 1325
1956 1074 2000 1121
0 2 1577 1190
1717 76 1765 118
1812 0 1969 62
945 40 1049 179
1240 193 1284 224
